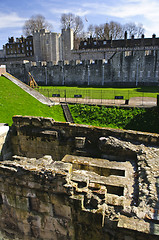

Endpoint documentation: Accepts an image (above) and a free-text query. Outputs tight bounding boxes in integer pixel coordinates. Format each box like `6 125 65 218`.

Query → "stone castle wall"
6 48 159 86
10 115 159 161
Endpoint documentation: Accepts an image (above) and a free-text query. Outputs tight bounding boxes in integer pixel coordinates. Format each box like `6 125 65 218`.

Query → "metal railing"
36 88 158 106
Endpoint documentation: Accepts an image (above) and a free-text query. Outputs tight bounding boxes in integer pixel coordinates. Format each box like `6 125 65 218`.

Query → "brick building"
5 35 34 62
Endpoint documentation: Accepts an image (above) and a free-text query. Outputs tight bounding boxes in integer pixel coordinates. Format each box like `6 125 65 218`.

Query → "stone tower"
33 29 61 63
61 28 74 61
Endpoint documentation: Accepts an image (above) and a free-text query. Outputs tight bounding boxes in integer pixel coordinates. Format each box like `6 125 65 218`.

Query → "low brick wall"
11 115 159 161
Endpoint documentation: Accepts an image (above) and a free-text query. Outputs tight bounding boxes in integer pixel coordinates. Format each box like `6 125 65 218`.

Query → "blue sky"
0 0 159 49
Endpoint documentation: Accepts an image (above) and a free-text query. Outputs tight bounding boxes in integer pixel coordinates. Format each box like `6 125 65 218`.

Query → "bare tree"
74 16 84 36
23 15 52 36
94 24 105 39
87 24 95 37
136 23 145 38
60 13 84 38
109 21 124 39
88 21 124 40
87 21 144 40
124 22 144 38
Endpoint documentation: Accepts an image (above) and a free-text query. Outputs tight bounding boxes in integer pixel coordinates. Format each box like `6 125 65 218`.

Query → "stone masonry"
6 47 159 87
0 115 158 239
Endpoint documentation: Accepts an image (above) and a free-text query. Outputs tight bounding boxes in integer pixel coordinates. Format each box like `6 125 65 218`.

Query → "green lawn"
37 86 159 99
0 76 65 126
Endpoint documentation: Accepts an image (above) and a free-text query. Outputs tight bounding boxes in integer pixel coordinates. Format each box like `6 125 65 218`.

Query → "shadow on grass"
136 87 159 93
124 107 159 134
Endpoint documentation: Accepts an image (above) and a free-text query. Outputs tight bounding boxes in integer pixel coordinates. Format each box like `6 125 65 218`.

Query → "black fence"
37 88 157 106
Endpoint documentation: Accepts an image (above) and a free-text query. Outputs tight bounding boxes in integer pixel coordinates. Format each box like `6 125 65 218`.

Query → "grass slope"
69 104 159 134
0 76 65 125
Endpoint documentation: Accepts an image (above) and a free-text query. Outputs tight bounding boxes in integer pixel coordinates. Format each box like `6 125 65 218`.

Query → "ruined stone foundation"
0 115 159 240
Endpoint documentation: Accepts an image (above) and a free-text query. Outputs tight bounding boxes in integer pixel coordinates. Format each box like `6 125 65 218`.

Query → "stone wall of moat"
6 48 159 87
0 115 159 239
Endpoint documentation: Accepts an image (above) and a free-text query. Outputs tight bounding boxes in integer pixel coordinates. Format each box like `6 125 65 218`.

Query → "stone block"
150 223 159 235
40 229 57 240
75 137 86 149
124 236 135 240
15 196 29 211
17 221 31 236
53 161 72 174
5 193 16 208
36 192 50 203
53 204 72 220
41 216 55 231
15 208 30 224
52 218 68 236
28 181 41 189
0 182 6 193
39 201 53 214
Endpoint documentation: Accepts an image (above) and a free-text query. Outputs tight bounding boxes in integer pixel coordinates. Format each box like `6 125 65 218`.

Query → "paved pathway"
2 73 55 106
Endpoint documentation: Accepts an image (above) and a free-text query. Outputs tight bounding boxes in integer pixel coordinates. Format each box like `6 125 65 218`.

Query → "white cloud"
81 0 159 35
49 7 90 17
81 0 159 19
0 12 26 29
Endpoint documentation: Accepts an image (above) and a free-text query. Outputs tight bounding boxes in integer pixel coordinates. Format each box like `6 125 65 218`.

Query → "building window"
84 42 87 46
22 50 24 53
147 71 151 78
7 45 9 49
94 41 97 45
140 71 143 78
145 50 152 56
27 52 29 56
18 44 20 48
30 41 32 45
11 50 13 54
132 71 135 78
125 51 132 57
26 46 29 50
30 52 32 56
22 44 24 47
26 41 28 45
30 46 32 50
103 41 107 45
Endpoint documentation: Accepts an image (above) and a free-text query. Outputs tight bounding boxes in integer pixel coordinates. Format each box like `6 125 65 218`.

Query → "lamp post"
88 65 90 86
102 65 104 86
45 66 47 86
136 58 139 87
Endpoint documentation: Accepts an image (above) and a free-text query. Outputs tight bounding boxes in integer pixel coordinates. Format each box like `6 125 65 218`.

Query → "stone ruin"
0 115 159 240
